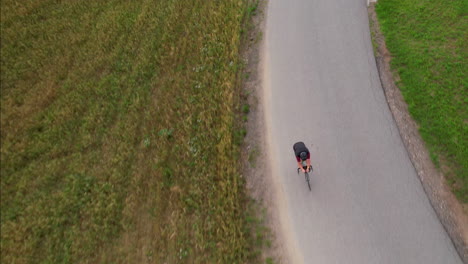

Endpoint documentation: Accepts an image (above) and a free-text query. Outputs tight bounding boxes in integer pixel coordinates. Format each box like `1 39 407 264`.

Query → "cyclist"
293 141 312 173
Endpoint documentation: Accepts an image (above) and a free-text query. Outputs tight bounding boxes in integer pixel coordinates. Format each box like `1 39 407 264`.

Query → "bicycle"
297 161 313 191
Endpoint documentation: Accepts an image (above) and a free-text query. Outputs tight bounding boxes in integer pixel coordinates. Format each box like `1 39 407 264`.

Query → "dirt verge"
239 0 299 263
368 4 468 262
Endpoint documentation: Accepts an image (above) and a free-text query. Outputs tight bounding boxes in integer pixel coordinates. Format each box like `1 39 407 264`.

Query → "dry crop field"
1 0 266 262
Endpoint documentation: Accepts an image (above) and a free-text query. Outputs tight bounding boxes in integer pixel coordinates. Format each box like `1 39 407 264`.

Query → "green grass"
375 0 467 202
1 0 268 262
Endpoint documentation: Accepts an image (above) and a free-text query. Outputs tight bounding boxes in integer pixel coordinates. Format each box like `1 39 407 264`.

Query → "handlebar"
297 165 312 173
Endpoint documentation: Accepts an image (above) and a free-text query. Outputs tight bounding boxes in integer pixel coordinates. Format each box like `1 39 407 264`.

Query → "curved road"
263 0 462 263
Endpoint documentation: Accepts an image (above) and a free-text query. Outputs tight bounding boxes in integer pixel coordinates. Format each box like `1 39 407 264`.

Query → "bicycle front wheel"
305 172 311 191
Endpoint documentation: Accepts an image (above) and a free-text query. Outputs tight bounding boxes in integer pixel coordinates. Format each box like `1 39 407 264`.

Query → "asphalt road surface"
263 0 462 263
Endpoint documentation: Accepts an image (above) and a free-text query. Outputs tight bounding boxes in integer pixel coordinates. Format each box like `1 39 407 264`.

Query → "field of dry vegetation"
1 0 269 262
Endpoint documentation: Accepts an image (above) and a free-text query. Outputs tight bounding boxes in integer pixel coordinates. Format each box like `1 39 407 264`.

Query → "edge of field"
239 0 304 263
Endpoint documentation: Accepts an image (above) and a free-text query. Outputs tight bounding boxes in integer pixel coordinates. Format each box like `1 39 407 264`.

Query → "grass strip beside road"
1 0 265 262
375 0 467 202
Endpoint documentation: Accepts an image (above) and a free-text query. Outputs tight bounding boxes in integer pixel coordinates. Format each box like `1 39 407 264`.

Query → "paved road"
263 0 462 263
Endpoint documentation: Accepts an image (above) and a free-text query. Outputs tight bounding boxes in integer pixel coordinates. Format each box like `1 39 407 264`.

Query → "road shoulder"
240 0 301 263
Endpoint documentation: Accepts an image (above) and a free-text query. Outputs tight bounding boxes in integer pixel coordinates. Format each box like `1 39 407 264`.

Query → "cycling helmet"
299 151 307 161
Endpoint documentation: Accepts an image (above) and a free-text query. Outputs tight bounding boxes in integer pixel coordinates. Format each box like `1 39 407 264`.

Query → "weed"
158 128 173 139
234 128 248 146
143 136 151 148
242 104 251 114
248 1 259 17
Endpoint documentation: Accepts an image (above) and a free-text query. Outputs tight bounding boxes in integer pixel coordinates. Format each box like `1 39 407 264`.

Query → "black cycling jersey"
293 142 309 157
